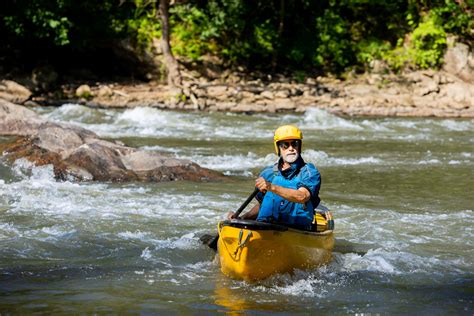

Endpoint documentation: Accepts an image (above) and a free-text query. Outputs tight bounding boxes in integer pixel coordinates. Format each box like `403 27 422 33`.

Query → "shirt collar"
278 156 305 178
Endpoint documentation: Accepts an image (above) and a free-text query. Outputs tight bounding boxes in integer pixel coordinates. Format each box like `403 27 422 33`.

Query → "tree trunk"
272 0 285 71
158 0 182 88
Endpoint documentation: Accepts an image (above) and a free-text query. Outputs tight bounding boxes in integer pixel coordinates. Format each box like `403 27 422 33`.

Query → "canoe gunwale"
219 219 334 236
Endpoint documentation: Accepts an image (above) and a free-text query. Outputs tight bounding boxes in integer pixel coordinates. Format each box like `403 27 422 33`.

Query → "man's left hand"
255 177 272 193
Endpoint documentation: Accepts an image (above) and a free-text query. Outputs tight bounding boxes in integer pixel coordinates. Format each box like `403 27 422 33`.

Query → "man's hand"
255 177 272 193
226 211 236 220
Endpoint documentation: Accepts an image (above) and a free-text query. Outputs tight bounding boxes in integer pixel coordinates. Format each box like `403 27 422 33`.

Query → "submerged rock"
0 99 223 182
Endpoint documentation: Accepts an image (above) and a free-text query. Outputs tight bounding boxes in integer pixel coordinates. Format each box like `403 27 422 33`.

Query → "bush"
409 15 446 68
314 9 353 72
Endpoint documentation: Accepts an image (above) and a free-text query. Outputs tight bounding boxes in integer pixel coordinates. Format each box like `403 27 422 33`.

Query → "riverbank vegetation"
1 0 472 81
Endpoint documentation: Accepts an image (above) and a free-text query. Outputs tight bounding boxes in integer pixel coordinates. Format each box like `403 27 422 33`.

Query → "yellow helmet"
273 125 303 155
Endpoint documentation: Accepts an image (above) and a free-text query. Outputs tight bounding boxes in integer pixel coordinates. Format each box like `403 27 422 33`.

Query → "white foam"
118 230 152 241
45 103 91 121
40 226 76 238
436 119 474 132
181 149 385 173
141 247 152 260
12 158 36 178
0 222 22 239
183 152 277 171
418 159 440 165
119 231 199 250
270 275 327 297
154 233 198 250
117 107 181 126
360 119 393 132
303 150 383 166
302 108 364 130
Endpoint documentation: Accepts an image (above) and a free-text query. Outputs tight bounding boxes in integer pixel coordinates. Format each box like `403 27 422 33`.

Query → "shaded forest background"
1 0 472 84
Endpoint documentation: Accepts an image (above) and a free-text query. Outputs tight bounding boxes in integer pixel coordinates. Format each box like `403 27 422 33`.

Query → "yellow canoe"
217 216 334 282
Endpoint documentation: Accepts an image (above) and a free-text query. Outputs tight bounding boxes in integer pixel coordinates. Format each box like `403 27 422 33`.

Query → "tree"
158 0 182 88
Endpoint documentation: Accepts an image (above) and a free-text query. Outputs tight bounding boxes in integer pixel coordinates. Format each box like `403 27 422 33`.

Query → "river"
1 104 473 314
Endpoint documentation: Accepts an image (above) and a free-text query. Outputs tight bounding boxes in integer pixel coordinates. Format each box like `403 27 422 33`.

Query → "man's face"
279 139 301 163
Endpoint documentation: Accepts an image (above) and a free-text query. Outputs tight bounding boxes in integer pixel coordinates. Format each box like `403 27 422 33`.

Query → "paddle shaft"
200 188 260 251
234 187 260 219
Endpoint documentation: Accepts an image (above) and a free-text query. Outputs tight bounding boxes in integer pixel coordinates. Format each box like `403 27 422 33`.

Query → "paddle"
200 187 260 251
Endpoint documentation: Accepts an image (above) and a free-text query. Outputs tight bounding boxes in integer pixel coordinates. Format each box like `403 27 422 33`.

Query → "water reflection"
214 279 281 315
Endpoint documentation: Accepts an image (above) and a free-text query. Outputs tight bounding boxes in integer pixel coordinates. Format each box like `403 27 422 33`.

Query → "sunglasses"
278 140 301 150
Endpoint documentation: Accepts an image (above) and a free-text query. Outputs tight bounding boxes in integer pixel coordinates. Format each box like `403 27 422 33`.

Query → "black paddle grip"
234 187 260 218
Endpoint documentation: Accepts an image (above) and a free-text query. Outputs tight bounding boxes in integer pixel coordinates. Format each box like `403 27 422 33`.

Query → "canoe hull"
217 220 334 281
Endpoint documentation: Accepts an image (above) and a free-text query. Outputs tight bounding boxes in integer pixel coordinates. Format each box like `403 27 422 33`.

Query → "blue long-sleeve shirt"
255 156 321 230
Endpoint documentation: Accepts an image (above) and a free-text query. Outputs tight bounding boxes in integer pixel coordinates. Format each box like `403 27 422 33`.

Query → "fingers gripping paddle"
201 188 259 250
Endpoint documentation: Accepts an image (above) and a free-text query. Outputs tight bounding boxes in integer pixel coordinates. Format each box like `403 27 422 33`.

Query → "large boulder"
443 41 474 83
0 99 223 182
0 98 44 135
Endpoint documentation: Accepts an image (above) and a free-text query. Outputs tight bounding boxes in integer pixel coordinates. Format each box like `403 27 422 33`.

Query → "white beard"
283 152 299 163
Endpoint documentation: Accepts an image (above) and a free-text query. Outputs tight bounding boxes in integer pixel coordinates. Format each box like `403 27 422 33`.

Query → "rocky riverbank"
53 69 474 117
2 41 472 118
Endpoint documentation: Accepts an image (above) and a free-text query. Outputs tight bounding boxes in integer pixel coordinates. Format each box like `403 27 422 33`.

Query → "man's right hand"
226 211 236 220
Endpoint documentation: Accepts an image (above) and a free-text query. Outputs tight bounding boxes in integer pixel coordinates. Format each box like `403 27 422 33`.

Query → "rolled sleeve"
297 163 321 198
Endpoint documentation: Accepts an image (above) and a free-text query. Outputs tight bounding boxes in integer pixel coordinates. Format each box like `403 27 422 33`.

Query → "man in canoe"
227 125 321 231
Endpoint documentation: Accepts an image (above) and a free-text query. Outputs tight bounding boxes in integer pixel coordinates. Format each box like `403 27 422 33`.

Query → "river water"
1 104 473 314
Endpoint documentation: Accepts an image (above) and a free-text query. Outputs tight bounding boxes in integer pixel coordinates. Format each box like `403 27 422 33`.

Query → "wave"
303 150 383 166
176 150 385 175
302 108 364 130
182 152 277 172
39 104 474 144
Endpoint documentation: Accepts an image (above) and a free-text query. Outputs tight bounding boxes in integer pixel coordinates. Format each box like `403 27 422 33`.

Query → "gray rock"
230 103 265 113
415 78 439 96
439 82 473 103
260 90 274 99
369 60 388 74
0 98 45 135
344 84 378 96
97 85 114 98
0 99 223 182
274 98 296 111
207 85 228 96
215 102 237 111
0 80 32 104
443 41 474 83
76 85 93 98
37 126 87 158
274 90 290 98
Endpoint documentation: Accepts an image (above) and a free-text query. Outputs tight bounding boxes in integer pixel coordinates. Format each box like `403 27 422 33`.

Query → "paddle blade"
200 234 218 251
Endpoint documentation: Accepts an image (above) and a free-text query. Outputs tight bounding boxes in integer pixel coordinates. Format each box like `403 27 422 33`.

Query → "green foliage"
382 45 411 72
294 70 306 83
253 20 276 57
199 1 279 65
125 0 160 50
169 4 219 59
409 15 446 68
2 0 72 45
314 9 353 71
430 0 473 35
0 0 472 74
356 39 392 65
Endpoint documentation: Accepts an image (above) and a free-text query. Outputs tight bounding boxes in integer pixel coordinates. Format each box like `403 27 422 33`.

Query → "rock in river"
0 99 223 182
